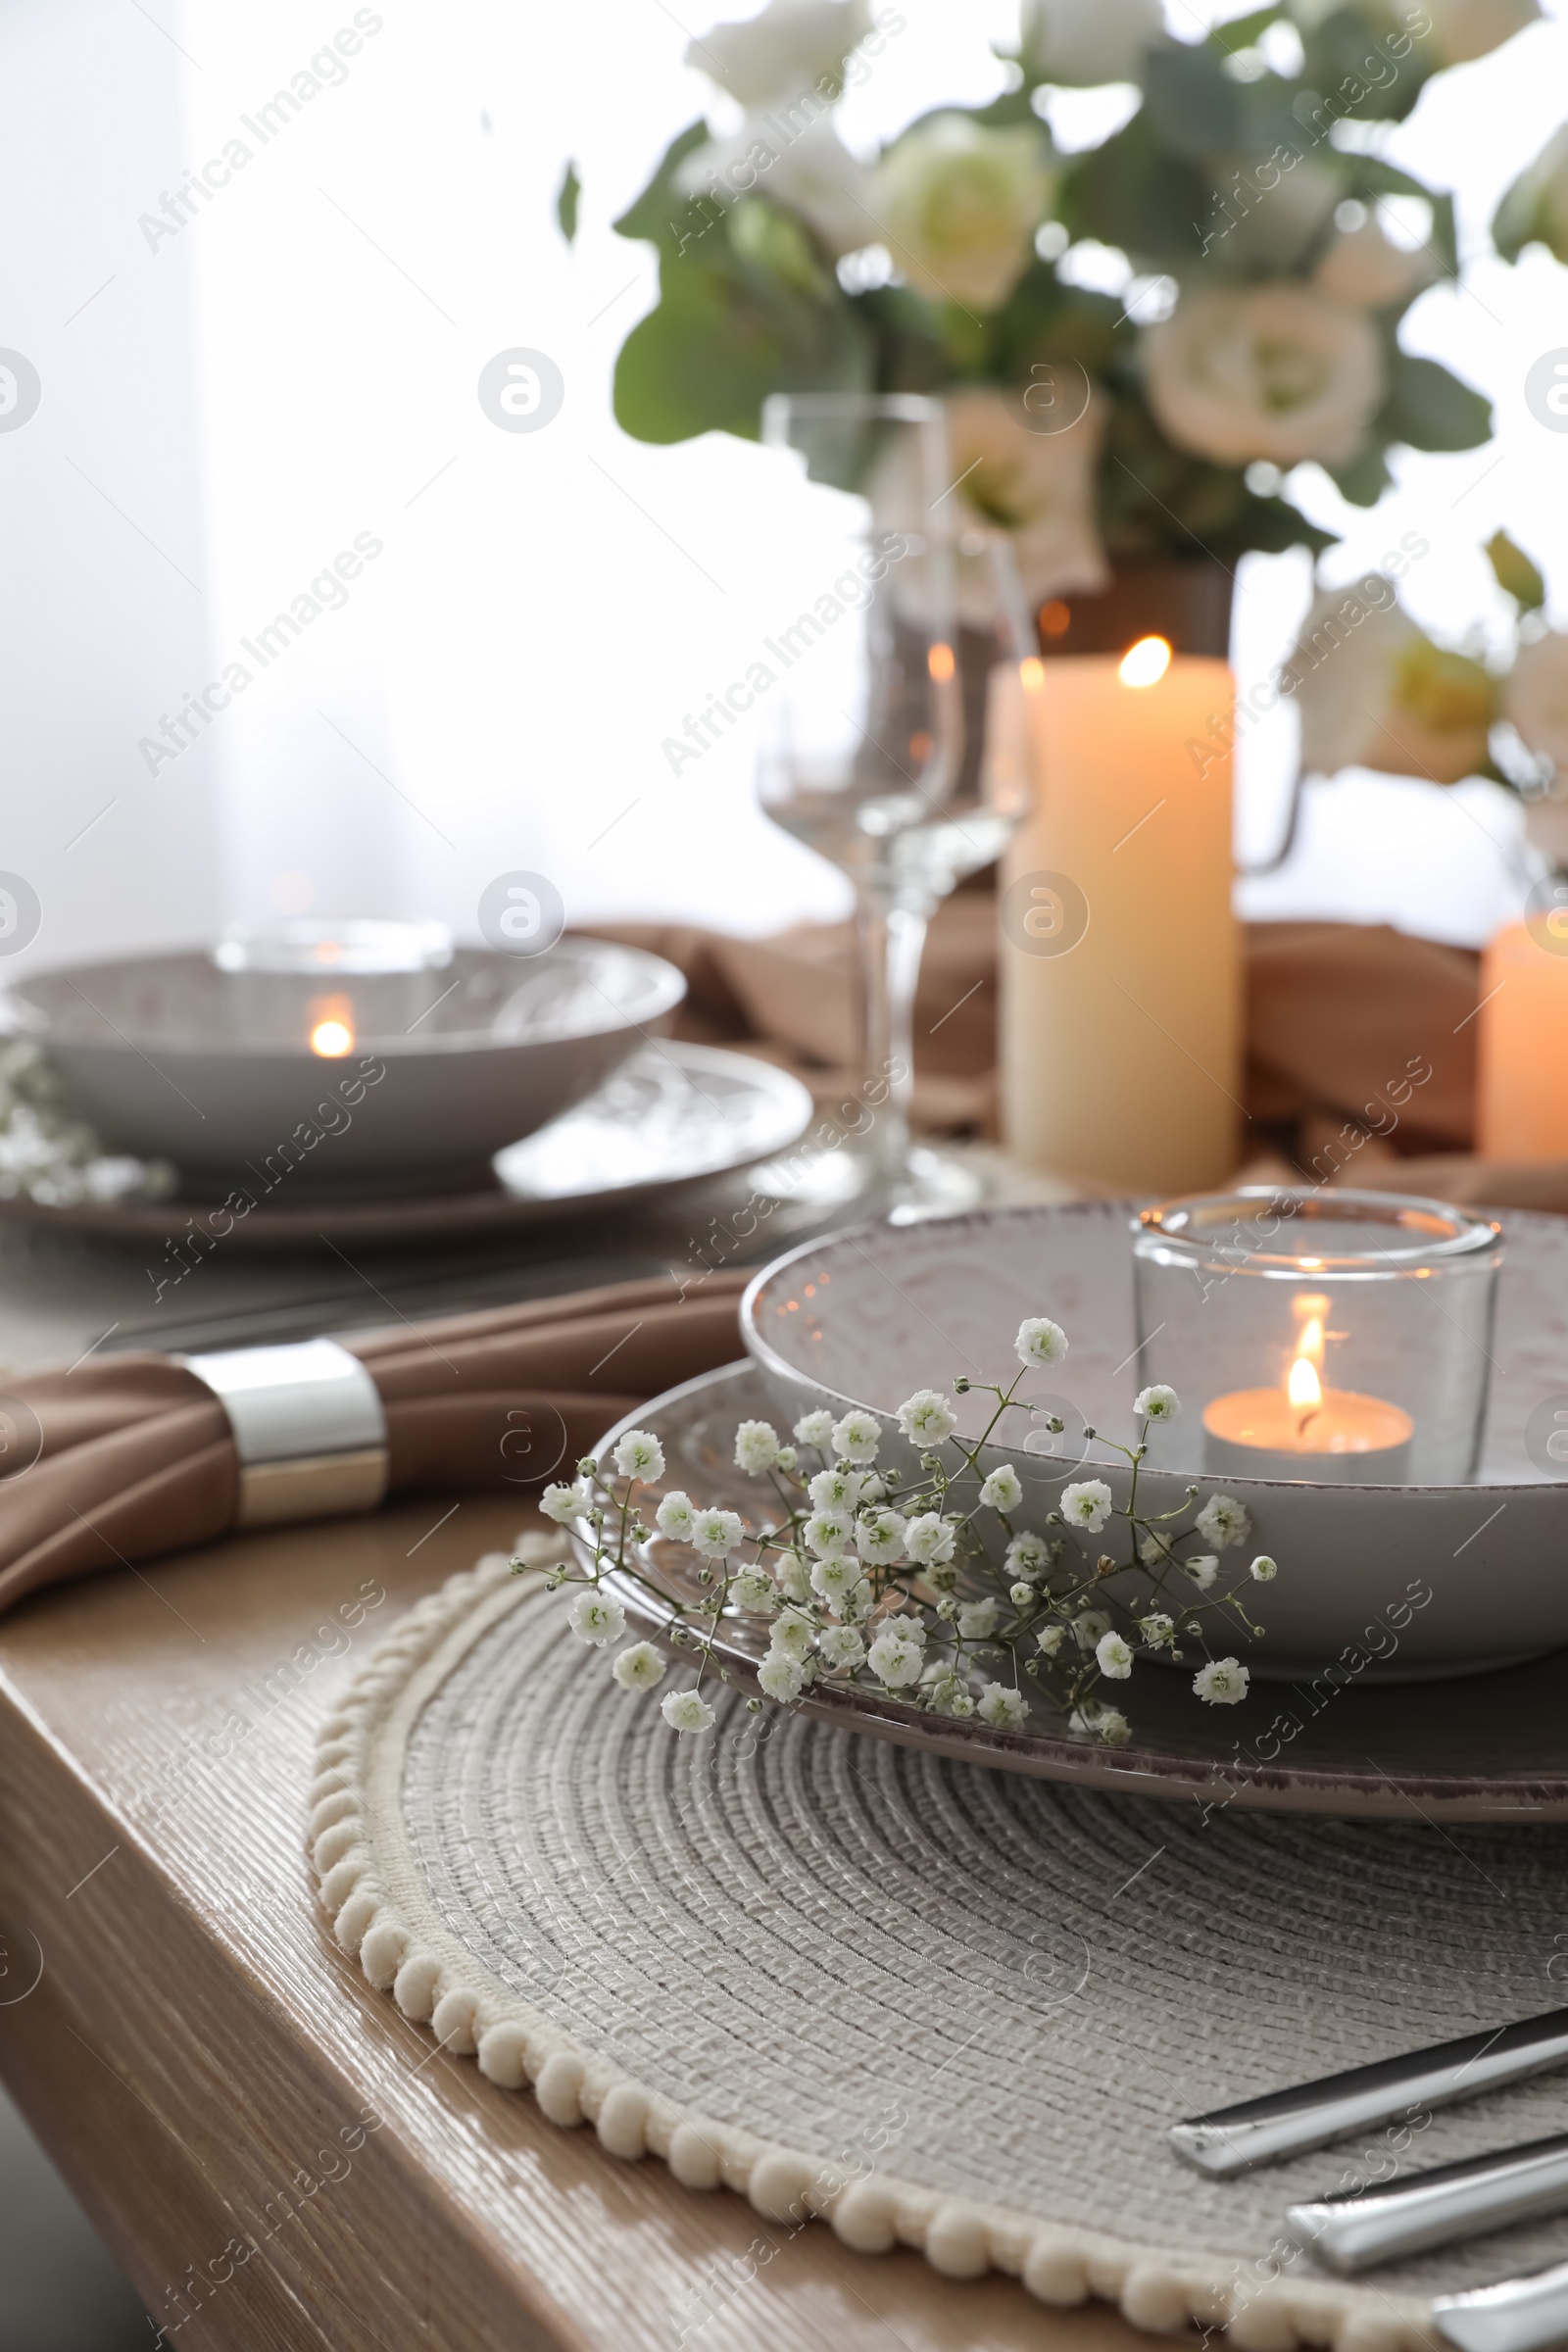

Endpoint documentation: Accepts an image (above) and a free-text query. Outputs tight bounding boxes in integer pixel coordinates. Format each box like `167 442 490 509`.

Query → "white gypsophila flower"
733 1419 782 1474
683 0 871 107
775 1445 799 1472
866 1627 924 1687
613 1430 665 1482
897 1388 959 1445
612 1641 667 1691
1193 1656 1250 1705
775 1552 812 1603
956 1595 999 1639
1036 1623 1065 1656
809 1555 858 1604
858 1473 887 1502
1096 1630 1134 1681
758 1652 806 1702
904 1512 957 1567
804 1508 854 1559
1139 1613 1175 1649
769 1608 816 1662
831 1409 882 1465
1095 1707 1131 1746
661 1687 716 1733
977 1682 1030 1731
1005 1530 1050 1579
1145 286 1384 468
1020 0 1162 86
1009 1581 1035 1605
808 1465 863 1512
1015 1315 1069 1370
568 1589 626 1646
979 1464 1024 1513
692 1507 746 1559
926 1673 976 1718
1185 1553 1219 1592
838 1578 875 1624
655 1490 697 1543
855 1509 907 1565
540 1481 588 1525
1196 1494 1250 1551
873 115 1054 312
730 1566 779 1614
1134 1385 1179 1422
1072 1608 1111 1652
1139 1532 1180 1567
816 1623 865 1671
1250 1555 1279 1584
1060 1478 1113 1533
794 1408 836 1448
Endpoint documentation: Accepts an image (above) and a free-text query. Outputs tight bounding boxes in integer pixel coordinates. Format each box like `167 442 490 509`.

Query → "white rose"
866 386 1107 624
1313 218 1433 310
872 116 1055 313
1019 0 1162 86
1144 285 1384 468
684 0 871 107
1494 123 1568 265
677 112 874 260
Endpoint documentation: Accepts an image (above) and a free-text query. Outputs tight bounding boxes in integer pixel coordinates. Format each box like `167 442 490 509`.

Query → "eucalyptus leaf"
1385 353 1492 453
556 161 580 247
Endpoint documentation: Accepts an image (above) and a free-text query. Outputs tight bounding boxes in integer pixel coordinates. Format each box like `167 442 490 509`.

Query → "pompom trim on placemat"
308 1541 1431 2352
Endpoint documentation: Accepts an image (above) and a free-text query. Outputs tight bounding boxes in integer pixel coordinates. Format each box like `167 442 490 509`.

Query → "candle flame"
1019 656 1045 693
1288 1354 1323 1409
1118 635 1171 688
927 641 956 683
310 1018 354 1057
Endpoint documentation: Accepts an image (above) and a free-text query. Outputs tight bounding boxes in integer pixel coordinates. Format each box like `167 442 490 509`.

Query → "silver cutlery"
1433 2258 1568 2352
1287 2132 1568 2274
1168 2008 1568 2178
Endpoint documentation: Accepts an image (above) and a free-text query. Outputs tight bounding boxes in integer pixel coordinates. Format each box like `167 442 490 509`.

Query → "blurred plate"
0 1045 812 1251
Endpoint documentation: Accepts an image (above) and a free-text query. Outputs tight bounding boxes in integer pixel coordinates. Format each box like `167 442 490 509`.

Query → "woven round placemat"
311 1544 1568 2350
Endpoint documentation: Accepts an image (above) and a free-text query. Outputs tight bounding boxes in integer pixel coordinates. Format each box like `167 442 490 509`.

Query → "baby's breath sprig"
514 1314 1280 1746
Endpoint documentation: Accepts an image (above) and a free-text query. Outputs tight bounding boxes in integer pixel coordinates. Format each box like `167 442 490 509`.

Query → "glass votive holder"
208 918 456 1053
1132 1188 1502 1486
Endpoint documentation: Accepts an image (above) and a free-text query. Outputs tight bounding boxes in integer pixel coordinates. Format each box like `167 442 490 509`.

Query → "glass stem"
855 889 928 1176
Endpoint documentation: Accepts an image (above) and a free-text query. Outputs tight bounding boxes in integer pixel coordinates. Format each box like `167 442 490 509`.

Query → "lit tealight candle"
1201 1298 1413 1484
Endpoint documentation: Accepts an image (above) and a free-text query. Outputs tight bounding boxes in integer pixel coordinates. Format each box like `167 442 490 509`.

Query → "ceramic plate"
587 1359 1568 1822
0 1044 812 1251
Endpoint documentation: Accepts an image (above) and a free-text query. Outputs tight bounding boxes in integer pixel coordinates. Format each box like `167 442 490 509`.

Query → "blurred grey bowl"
0 937 686 1193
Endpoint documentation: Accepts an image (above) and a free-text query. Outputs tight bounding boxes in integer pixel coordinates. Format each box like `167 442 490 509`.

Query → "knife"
1169 2008 1568 2178
1434 2257 1568 2352
1287 2132 1568 2274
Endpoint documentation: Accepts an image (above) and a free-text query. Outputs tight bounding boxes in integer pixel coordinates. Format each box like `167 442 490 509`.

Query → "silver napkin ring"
179 1338 389 1529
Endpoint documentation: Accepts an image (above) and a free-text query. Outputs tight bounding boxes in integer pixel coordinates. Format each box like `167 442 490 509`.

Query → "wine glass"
755 392 1036 1216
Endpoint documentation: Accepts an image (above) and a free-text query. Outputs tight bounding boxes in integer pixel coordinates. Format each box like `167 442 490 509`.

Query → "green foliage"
1487 529 1546 610
1383 352 1493 452
556 161 580 247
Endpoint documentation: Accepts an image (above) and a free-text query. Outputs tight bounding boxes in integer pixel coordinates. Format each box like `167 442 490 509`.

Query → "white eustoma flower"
809 1555 858 1605
816 1624 865 1671
733 1419 782 1474
683 0 871 108
758 1653 806 1702
874 115 1054 312
1020 0 1162 86
1196 1494 1250 1551
1072 1608 1110 1651
904 1512 957 1567
866 1626 924 1687
1060 1478 1113 1533
1005 1531 1050 1579
1185 1553 1219 1592
804 1508 854 1559
1250 1555 1279 1584
1138 1613 1175 1649
613 1430 665 1482
1424 0 1539 66
730 1566 780 1614
1036 1623 1065 1656
568 1589 625 1645
655 1491 697 1543
677 111 873 259
1015 1315 1069 1369
1193 1656 1250 1705
897 1388 959 1445
769 1608 816 1662
794 1408 836 1448
979 1464 1024 1513
808 1465 863 1511
612 1641 667 1691
1134 1385 1179 1421
1494 122 1568 266
540 1481 588 1525
1145 286 1384 468
855 1509 907 1565
661 1688 716 1733
1314 218 1432 310
1505 631 1568 777
831 1409 882 1464
692 1507 747 1559
977 1682 1030 1730
1096 1630 1134 1681
956 1595 999 1639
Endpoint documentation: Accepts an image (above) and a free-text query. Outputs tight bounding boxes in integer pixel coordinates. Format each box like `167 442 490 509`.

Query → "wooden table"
0 1494 1161 2352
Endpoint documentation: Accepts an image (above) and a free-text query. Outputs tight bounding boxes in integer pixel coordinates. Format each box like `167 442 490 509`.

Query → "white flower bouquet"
523 1310 1280 1748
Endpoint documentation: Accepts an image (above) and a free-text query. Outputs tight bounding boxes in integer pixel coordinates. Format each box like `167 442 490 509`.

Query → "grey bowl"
0 938 685 1192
